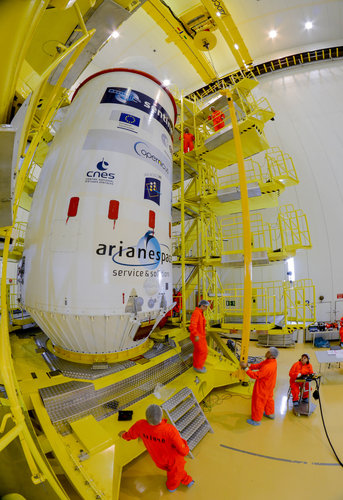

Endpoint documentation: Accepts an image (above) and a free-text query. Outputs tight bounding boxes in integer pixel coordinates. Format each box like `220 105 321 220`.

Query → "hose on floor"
314 377 343 467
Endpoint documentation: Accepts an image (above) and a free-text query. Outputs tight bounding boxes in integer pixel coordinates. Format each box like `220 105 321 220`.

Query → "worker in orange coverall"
173 288 182 316
240 347 278 426
289 353 314 406
189 300 210 374
119 404 194 493
340 317 343 346
208 106 225 131
179 128 195 153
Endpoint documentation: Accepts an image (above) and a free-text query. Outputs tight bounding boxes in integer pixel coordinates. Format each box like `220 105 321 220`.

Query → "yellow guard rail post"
221 88 252 379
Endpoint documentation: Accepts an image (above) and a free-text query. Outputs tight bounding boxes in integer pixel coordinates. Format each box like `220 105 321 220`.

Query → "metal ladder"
161 387 213 458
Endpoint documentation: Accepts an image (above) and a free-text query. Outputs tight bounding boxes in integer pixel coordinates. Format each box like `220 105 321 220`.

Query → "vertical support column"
222 89 252 377
180 93 186 326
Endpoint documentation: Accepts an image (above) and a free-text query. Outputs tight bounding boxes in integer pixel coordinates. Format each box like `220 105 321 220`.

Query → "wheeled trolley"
292 374 321 417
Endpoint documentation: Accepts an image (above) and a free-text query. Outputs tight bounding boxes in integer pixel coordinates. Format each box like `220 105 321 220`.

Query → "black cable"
315 378 343 467
160 0 196 38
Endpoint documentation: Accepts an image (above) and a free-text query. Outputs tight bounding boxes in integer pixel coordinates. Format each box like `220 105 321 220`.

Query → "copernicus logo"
96 231 172 270
134 141 169 175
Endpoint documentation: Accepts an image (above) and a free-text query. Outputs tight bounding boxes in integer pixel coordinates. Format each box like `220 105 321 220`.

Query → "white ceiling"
77 0 343 94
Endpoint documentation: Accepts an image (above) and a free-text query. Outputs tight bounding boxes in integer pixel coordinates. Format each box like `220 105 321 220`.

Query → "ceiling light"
111 31 119 39
234 43 239 50
305 21 313 30
163 79 171 86
269 29 277 39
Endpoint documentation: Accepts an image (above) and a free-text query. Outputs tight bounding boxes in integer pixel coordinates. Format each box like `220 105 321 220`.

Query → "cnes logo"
86 158 115 183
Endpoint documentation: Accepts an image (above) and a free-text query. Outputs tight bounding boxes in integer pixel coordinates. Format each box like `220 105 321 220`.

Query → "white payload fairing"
19 68 176 355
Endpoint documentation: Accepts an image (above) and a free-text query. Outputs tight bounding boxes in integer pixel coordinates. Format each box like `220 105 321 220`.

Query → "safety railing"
188 69 257 101
217 157 263 189
220 205 311 258
178 81 274 147
203 213 223 259
265 147 298 186
216 146 299 193
172 219 197 257
220 282 279 325
278 204 311 251
0 221 27 260
11 221 27 257
221 213 269 255
284 279 316 326
217 279 315 328
187 46 343 100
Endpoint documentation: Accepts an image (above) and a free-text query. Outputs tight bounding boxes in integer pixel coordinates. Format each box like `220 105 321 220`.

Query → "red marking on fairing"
149 210 155 231
108 200 120 229
66 197 79 223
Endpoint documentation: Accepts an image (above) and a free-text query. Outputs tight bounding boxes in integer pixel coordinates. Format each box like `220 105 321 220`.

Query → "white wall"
249 59 343 314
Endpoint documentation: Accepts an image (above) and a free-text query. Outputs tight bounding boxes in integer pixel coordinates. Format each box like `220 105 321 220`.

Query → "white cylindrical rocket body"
20 69 176 354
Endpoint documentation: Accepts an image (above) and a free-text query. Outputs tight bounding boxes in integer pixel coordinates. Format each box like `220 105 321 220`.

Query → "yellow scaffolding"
218 279 316 330
220 204 312 263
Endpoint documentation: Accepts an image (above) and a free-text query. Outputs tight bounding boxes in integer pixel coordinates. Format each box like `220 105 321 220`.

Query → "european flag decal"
119 112 140 127
144 178 161 206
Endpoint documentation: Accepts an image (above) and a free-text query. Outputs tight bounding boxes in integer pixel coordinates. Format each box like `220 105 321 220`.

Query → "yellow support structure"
221 88 252 374
143 0 217 84
220 204 311 264
0 4 95 497
201 0 253 69
0 0 50 122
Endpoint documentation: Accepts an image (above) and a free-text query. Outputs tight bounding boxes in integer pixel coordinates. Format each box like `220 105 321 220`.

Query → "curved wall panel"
253 60 343 316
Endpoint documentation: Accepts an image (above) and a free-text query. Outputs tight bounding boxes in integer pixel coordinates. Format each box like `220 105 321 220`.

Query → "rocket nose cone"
116 56 163 82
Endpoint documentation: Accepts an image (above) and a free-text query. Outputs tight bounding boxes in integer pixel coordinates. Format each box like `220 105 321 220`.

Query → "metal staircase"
161 387 213 458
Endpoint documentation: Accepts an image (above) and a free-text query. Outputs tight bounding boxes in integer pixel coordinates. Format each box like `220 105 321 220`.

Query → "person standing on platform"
240 347 279 426
289 353 314 406
339 317 343 346
208 106 226 131
119 404 194 493
173 288 182 316
180 128 195 153
189 300 210 373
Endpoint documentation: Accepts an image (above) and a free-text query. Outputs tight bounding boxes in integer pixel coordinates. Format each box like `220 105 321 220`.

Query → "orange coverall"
180 132 195 153
173 291 182 315
189 307 207 369
289 360 314 401
339 320 343 343
246 358 277 422
122 419 193 490
208 110 225 131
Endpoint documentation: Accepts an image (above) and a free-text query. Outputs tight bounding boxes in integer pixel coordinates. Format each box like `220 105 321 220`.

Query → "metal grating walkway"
39 342 193 435
162 387 213 458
